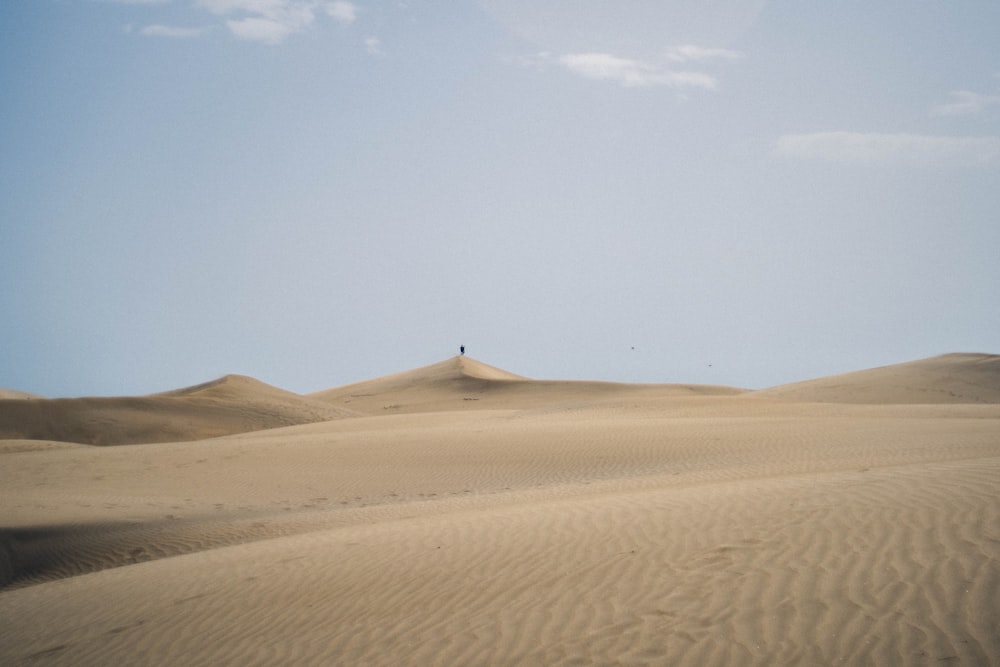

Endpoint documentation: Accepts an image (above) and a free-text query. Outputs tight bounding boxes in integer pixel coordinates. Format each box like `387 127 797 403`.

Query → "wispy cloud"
514 45 743 90
140 24 206 39
558 53 718 89
225 16 300 44
774 131 1000 167
932 90 1000 116
197 0 357 44
327 1 357 25
664 45 744 63
364 36 383 55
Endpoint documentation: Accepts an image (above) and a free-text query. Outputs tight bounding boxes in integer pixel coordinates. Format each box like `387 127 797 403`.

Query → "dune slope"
1 354 998 666
0 389 44 400
310 356 743 414
0 375 357 446
752 353 1000 404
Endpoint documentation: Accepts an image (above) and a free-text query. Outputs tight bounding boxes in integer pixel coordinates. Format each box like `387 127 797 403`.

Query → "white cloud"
932 90 1000 116
364 36 383 55
198 0 348 43
327 1 357 25
199 0 272 13
558 52 717 89
140 24 206 38
515 44 743 90
225 16 299 44
664 44 744 63
774 132 1000 167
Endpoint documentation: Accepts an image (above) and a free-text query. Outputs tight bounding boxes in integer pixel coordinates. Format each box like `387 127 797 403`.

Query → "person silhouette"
460 345 465 355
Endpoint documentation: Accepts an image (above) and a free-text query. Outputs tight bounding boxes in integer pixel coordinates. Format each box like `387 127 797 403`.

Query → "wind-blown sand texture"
0 375 358 445
2 354 999 666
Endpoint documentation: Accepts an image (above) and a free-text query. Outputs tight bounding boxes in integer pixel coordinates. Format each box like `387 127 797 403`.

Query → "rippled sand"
2 355 998 665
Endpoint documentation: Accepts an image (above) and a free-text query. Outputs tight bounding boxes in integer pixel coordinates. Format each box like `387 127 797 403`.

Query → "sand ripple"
2 355 999 665
2 456 998 666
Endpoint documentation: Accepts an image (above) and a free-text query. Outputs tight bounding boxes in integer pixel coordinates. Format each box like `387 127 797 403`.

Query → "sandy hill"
0 374 358 446
0 389 44 400
2 354 999 664
310 356 744 414
155 373 314 402
752 353 1000 404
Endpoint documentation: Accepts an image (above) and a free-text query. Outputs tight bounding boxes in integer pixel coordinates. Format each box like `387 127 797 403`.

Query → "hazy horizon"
3 1 998 398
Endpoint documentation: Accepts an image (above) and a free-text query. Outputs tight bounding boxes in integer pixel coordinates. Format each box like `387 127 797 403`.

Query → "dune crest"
314 356 526 392
2 353 999 665
753 353 1000 404
310 356 743 414
0 389 43 400
156 374 305 400
0 375 358 446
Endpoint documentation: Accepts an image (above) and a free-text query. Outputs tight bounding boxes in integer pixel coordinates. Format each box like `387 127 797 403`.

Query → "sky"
2 0 999 397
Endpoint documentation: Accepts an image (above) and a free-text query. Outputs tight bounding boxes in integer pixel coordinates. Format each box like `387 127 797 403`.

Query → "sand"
1 354 998 665
0 375 358 446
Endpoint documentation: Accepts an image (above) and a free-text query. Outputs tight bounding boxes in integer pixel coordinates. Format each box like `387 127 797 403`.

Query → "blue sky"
2 1 998 397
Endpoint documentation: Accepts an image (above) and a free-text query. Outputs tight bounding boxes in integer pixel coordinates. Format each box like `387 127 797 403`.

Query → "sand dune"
0 374 358 446
311 355 744 415
0 389 43 400
2 354 999 665
753 352 1000 404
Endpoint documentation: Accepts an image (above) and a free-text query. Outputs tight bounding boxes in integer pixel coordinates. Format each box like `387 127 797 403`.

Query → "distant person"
460 345 465 355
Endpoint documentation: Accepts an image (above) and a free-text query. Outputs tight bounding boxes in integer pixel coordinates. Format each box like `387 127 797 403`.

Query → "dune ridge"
0 374 358 446
0 389 43 400
310 355 744 415
753 352 1000 404
2 353 999 665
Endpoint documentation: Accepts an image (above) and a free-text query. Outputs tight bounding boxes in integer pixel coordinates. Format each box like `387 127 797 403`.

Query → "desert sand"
1 353 998 666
